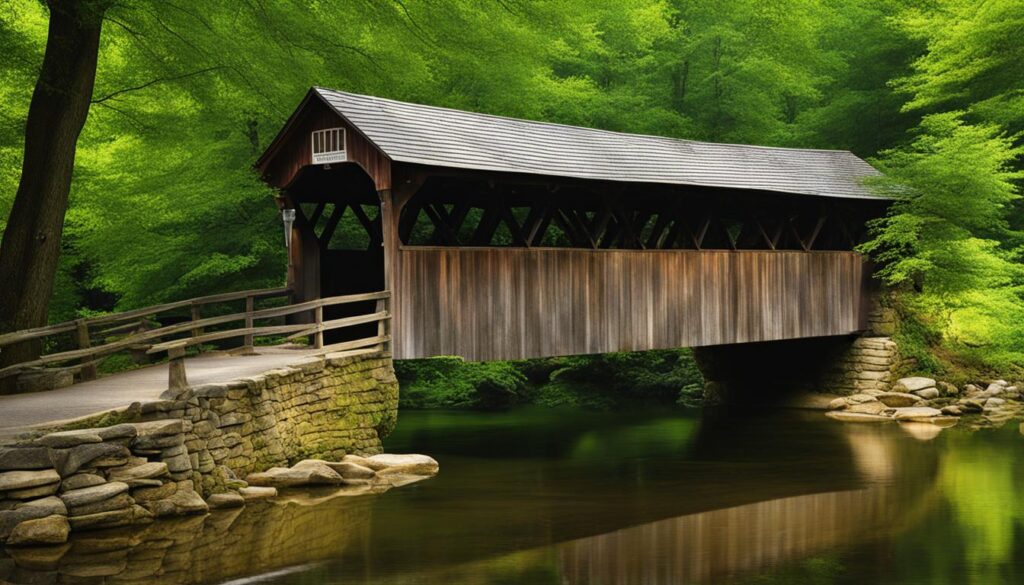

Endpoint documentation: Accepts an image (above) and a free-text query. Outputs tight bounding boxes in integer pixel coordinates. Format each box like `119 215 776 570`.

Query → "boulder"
67 507 137 531
847 401 887 415
145 489 209 518
366 454 439 476
36 429 103 449
5 514 69 546
61 473 106 492
825 411 892 423
60 482 129 508
238 486 277 500
958 399 985 413
15 496 66 516
876 392 921 408
914 388 941 400
6 481 60 500
342 454 389 471
847 393 878 404
107 462 168 483
985 397 1006 408
131 482 177 503
0 506 51 540
0 469 60 492
207 493 245 510
893 377 937 393
51 443 130 477
0 447 52 471
827 397 848 410
890 407 944 420
246 461 344 488
941 405 964 416
323 461 377 480
69 493 133 517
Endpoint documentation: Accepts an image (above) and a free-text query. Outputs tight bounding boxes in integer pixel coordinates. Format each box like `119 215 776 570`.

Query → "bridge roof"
286 88 883 199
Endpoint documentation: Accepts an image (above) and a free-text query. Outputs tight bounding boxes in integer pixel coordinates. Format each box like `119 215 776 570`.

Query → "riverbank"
7 406 1022 584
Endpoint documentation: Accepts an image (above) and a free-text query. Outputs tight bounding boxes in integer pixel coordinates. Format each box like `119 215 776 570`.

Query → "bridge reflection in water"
0 414 939 585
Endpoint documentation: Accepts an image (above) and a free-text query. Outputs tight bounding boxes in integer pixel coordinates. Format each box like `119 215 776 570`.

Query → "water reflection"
4 407 1016 585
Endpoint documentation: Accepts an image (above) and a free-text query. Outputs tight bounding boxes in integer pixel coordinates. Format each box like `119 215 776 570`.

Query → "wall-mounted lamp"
281 208 296 249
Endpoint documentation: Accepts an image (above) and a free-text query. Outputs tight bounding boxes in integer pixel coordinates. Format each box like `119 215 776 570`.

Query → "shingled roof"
300 87 882 199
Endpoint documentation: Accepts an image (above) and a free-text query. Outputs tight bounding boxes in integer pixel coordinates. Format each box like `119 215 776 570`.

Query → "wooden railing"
0 288 391 391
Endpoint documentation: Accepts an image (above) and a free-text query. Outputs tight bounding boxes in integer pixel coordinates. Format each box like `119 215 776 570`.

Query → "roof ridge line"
312 87 863 158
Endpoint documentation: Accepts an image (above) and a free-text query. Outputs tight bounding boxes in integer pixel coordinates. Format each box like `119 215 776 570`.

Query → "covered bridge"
255 88 887 361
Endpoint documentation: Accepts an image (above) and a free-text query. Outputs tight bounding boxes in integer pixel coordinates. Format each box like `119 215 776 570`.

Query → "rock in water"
5 514 69 545
367 454 440 476
207 493 245 510
890 407 944 420
825 412 892 423
893 377 937 393
147 489 209 517
246 462 344 488
876 393 921 408
847 401 887 415
238 486 277 500
322 461 377 480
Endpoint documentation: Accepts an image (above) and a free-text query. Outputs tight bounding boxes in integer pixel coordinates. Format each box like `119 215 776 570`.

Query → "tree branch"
91 66 224 103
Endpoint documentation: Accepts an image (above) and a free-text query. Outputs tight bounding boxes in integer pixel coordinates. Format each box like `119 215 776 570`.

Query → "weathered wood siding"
393 248 869 360
259 98 391 190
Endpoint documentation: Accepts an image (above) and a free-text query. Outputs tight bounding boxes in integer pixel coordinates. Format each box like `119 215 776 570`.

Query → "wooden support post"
168 346 188 392
74 319 97 381
244 295 255 353
314 305 324 349
375 296 390 353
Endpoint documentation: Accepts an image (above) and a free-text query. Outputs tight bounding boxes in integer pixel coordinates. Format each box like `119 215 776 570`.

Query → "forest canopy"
1 0 1022 373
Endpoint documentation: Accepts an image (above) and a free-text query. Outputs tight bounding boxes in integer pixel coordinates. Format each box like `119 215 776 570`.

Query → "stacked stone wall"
0 351 398 545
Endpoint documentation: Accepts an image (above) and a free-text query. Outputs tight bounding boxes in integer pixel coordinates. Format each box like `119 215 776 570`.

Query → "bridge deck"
0 347 320 440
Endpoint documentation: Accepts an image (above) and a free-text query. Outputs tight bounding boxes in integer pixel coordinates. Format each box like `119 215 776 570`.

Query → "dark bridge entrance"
256 88 888 360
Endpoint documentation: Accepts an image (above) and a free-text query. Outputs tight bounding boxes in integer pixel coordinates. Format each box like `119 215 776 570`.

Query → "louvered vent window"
311 127 346 164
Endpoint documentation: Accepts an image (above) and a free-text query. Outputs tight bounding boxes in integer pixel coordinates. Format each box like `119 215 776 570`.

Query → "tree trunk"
0 0 109 391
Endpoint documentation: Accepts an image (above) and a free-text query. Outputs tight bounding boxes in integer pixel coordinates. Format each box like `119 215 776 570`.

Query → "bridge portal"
256 88 888 361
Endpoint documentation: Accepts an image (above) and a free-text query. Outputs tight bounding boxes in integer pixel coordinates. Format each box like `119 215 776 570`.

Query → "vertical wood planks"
392 248 869 361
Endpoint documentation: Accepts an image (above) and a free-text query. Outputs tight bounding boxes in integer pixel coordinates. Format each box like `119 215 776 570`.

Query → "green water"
3 407 1023 584
268 408 1024 585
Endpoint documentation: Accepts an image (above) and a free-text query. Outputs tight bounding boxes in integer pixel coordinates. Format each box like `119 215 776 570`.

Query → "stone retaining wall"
825 336 900 395
0 351 398 545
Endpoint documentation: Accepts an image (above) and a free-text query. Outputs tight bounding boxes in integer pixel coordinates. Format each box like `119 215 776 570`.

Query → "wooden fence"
0 287 391 391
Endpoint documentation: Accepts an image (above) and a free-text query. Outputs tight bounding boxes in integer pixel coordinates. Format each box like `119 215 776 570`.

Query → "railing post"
244 295 255 353
375 295 390 354
190 302 203 353
314 304 324 349
74 319 97 381
168 346 188 392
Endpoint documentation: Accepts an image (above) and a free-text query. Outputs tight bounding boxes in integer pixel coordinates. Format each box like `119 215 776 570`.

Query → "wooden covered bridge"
0 88 887 400
255 87 886 362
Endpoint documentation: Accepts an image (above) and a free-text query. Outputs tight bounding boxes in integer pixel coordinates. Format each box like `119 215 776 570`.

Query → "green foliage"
395 349 702 411
394 357 528 410
1 0 1023 378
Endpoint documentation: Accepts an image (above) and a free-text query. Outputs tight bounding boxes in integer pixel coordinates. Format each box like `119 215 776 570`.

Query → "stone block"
0 469 60 492
5 514 69 545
